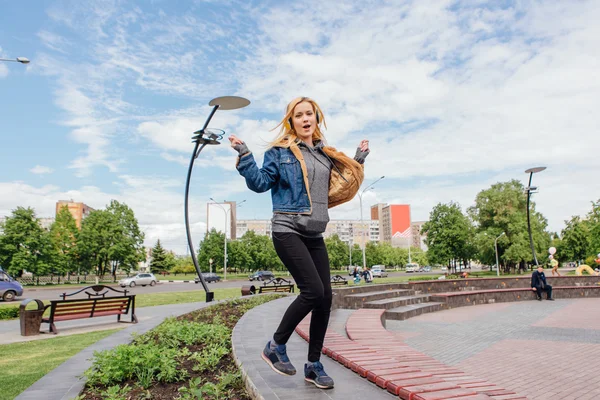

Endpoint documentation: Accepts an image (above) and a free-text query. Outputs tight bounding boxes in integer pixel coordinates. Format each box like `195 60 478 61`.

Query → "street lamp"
357 176 385 270
209 198 246 282
0 57 30 64
184 96 250 302
494 232 505 277
524 167 546 267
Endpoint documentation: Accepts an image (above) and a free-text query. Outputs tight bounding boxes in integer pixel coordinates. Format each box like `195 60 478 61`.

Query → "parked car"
371 265 388 278
248 271 275 282
195 273 221 284
422 266 432 272
119 273 157 287
0 268 23 302
405 263 419 273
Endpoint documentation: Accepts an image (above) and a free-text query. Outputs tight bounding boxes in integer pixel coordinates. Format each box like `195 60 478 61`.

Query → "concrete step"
342 289 415 309
384 302 444 321
332 283 410 296
364 294 431 310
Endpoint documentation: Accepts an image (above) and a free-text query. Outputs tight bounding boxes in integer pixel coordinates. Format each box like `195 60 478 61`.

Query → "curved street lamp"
208 198 246 282
0 57 30 64
184 96 250 302
524 166 546 267
357 176 385 270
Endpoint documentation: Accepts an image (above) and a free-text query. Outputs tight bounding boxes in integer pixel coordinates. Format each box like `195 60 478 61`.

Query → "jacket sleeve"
531 272 537 288
236 148 280 193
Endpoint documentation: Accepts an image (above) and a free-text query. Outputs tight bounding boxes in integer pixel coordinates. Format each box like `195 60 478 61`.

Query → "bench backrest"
258 285 294 293
51 296 132 319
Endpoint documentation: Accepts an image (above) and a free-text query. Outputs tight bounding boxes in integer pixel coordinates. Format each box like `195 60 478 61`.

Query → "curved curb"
231 294 297 400
232 310 265 400
15 302 210 400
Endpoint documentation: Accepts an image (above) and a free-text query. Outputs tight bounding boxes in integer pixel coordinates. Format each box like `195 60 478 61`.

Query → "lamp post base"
206 292 215 302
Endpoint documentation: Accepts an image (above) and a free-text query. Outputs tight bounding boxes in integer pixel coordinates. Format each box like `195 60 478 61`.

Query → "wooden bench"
42 285 137 334
258 277 295 294
330 275 348 286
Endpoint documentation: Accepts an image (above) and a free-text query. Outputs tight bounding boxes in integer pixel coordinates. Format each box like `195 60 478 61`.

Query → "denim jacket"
236 142 365 214
236 146 312 213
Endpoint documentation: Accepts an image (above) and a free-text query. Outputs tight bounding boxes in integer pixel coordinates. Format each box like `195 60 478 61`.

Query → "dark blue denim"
236 147 311 213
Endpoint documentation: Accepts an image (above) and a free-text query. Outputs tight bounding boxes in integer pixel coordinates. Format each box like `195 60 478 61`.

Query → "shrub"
0 306 19 320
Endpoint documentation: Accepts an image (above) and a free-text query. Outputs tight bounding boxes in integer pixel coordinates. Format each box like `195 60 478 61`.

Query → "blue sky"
1 0 599 253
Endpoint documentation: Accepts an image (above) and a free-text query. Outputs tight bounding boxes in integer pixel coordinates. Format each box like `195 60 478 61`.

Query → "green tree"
350 244 362 268
422 202 475 272
558 216 591 264
469 180 550 272
325 234 349 269
49 206 79 274
227 239 253 273
0 207 53 276
149 239 174 272
76 210 115 275
76 201 145 276
197 229 225 273
237 231 283 272
105 200 146 274
587 199 600 257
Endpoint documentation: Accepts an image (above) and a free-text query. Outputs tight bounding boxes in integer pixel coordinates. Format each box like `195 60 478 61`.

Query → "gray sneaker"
304 361 334 389
261 341 296 376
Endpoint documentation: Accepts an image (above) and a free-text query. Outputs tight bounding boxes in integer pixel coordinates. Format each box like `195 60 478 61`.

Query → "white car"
119 273 157 287
405 263 419 273
371 265 388 278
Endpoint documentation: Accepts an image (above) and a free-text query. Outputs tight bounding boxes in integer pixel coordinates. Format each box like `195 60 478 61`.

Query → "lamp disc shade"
525 166 546 174
209 96 250 110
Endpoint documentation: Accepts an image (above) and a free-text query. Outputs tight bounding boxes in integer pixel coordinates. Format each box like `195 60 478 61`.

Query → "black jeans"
534 284 553 299
272 232 332 362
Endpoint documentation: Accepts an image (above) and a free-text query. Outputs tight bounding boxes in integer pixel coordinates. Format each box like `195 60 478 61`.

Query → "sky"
1 0 599 254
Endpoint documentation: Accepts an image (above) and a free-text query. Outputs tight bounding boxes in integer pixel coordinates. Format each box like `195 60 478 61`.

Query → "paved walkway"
386 298 600 399
6 294 600 399
233 296 395 400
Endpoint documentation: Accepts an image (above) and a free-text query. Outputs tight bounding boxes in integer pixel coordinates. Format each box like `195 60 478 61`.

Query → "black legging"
272 232 332 362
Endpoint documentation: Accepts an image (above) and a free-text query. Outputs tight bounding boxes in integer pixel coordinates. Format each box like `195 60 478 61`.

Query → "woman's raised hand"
228 135 244 148
359 139 369 152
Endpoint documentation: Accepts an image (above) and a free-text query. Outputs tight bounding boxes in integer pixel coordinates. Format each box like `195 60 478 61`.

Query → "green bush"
83 294 283 399
408 276 440 281
0 306 19 320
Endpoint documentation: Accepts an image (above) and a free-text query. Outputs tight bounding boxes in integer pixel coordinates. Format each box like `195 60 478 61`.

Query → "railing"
17 274 132 286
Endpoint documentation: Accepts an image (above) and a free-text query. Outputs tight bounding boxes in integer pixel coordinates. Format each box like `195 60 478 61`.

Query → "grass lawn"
134 287 242 307
0 329 120 400
0 287 244 317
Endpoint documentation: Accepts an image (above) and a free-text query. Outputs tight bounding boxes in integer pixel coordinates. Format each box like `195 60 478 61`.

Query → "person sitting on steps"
531 265 554 301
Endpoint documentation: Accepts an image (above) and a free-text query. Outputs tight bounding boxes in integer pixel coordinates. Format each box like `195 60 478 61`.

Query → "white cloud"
37 30 72 54
0 177 211 254
8 0 598 241
30 165 54 175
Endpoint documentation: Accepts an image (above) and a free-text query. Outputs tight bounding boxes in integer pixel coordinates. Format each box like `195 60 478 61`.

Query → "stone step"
342 289 415 309
364 294 431 310
384 302 444 321
332 283 410 296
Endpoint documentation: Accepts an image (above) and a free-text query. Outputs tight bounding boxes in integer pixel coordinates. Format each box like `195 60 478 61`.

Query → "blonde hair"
269 97 327 148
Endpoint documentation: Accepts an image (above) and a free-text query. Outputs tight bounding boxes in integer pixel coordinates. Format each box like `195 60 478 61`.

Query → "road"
10 270 445 302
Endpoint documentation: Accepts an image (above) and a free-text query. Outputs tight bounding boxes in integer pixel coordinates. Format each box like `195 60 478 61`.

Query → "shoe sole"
305 377 334 389
261 351 296 376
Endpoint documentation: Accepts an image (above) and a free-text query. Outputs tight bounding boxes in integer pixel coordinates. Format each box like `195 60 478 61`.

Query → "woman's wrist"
234 143 250 156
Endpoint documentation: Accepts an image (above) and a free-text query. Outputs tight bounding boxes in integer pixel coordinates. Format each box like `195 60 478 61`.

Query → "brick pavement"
386 299 600 399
